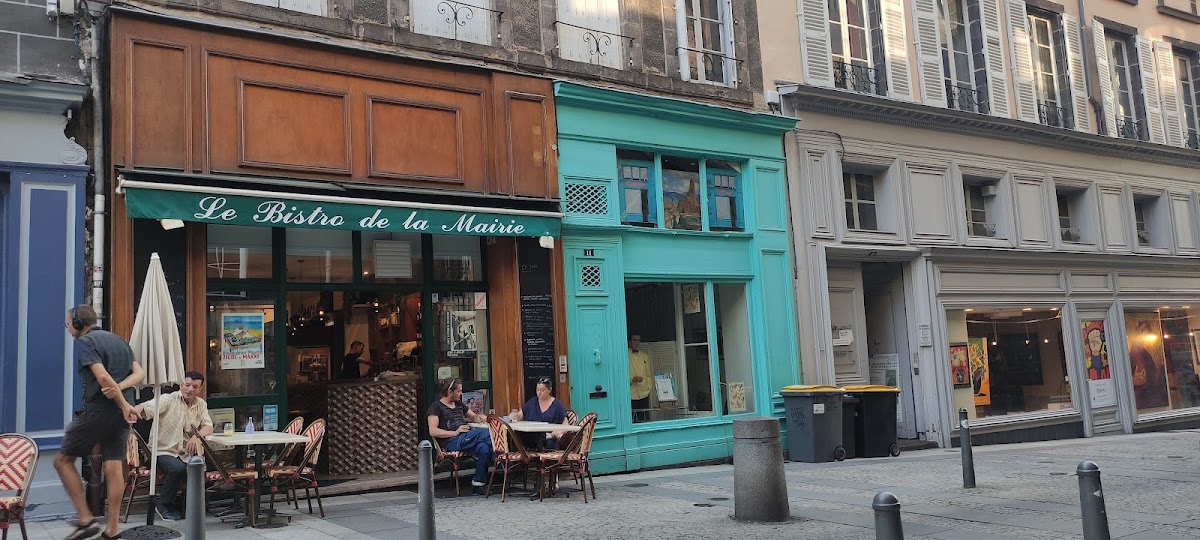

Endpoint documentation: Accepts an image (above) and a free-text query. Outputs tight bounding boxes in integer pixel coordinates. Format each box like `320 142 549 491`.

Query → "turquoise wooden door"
564 240 620 428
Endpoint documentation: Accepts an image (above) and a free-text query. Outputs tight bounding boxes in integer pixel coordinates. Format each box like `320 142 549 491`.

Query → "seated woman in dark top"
509 377 573 449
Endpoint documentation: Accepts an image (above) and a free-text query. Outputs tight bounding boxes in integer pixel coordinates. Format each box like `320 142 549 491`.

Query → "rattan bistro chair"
195 434 258 523
266 418 326 518
537 412 597 503
430 436 471 496
120 431 160 523
484 415 538 501
0 434 37 540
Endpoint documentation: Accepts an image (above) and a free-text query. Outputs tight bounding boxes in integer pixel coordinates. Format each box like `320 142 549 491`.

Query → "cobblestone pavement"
19 429 1200 539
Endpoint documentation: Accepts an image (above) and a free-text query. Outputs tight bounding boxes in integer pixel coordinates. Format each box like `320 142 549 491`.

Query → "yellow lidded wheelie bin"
842 385 901 458
780 385 846 462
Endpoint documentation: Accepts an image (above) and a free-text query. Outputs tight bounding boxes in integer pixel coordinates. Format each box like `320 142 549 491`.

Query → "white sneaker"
471 481 486 487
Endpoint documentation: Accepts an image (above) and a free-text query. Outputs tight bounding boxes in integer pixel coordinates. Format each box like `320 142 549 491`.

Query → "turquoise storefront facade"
554 82 801 473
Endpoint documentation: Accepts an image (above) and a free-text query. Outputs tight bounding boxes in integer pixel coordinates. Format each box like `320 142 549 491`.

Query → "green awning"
118 179 561 237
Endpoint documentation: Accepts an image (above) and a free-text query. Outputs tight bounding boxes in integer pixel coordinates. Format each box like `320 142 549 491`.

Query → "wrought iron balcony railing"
1188 129 1199 150
945 82 988 114
1117 117 1146 141
833 60 885 96
1037 102 1075 130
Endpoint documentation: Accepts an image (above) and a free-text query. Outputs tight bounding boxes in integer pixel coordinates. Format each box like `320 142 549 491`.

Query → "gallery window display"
625 282 754 423
948 308 1073 418
616 150 745 231
1124 308 1200 414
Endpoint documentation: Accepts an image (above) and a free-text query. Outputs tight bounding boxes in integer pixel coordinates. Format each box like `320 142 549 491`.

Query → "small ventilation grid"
564 182 609 216
580 264 602 289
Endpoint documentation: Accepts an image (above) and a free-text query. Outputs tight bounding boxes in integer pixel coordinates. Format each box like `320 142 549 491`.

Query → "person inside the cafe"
509 376 572 449
427 378 493 495
128 370 214 520
629 333 652 423
340 340 370 379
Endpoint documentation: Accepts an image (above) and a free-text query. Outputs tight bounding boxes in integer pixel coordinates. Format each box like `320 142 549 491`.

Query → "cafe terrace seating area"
0 410 598 539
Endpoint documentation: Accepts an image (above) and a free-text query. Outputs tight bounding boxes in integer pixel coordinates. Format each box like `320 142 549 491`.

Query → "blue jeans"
446 428 493 484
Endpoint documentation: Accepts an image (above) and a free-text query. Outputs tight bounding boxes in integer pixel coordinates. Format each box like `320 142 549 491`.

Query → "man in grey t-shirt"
55 305 144 540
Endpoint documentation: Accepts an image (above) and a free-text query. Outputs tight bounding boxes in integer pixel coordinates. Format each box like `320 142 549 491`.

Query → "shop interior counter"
325 375 422 475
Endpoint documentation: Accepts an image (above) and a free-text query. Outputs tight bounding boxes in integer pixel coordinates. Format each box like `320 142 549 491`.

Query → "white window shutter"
799 0 835 87
411 0 494 45
1153 41 1186 147
1135 36 1166 145
979 0 1010 117
880 0 913 101
1004 0 1037 123
1092 20 1117 137
911 0 945 107
558 0 623 69
1062 15 1091 133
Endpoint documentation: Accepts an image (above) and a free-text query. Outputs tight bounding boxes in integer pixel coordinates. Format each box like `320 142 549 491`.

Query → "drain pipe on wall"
87 9 107 320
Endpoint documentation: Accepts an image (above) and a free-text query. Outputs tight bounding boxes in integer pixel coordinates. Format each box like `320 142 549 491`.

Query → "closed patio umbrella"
126 253 184 539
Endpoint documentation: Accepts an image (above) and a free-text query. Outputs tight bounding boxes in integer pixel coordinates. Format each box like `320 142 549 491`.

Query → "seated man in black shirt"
426 378 492 495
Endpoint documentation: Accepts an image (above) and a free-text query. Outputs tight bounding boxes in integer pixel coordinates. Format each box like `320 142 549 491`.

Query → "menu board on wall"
518 237 556 402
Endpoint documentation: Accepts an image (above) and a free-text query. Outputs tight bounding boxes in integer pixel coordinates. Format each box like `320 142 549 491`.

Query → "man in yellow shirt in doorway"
629 334 651 423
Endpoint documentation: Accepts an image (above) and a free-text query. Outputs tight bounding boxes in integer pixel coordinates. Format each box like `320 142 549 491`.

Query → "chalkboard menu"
517 237 556 402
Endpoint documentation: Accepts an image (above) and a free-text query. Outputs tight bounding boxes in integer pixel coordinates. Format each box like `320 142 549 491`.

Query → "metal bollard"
1077 461 1111 540
872 491 905 540
185 455 205 540
732 417 790 522
417 441 435 540
959 408 976 489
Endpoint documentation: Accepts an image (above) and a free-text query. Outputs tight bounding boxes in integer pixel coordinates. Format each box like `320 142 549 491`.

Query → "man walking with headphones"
56 305 144 540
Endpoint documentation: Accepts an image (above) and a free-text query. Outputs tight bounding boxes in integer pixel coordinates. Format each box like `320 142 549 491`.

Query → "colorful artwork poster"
968 337 991 406
1125 312 1169 410
462 390 488 416
220 313 265 370
949 344 970 387
1082 320 1111 381
661 168 702 231
1082 320 1117 408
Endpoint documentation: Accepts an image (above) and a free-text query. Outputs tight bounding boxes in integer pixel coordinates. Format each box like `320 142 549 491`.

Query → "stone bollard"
732 417 789 522
417 441 435 540
872 492 905 540
959 408 976 489
1077 461 1111 540
185 455 205 540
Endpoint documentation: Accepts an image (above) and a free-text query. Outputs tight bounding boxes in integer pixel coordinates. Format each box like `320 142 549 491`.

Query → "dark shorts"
60 409 130 461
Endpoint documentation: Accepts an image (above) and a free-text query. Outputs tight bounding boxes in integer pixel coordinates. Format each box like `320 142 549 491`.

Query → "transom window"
843 172 878 231
617 150 744 231
678 0 736 86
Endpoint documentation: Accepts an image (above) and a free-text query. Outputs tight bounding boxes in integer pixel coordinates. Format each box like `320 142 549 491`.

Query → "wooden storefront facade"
107 10 567 475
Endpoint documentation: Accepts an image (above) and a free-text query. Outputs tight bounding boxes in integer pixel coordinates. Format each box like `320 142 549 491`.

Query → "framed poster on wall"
968 337 991 406
1081 320 1116 408
949 343 970 387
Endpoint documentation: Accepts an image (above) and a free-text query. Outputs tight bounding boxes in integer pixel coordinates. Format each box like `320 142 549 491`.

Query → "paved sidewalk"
21 429 1200 539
